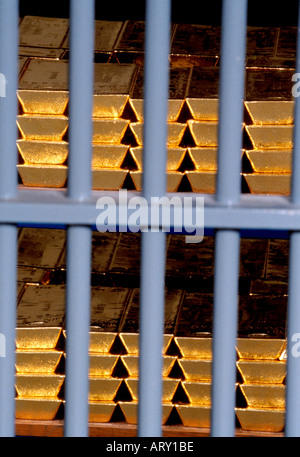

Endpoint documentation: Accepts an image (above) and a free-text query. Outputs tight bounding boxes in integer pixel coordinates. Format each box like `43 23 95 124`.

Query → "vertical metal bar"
211 0 247 437
64 0 94 437
138 0 170 437
0 0 19 437
285 0 300 437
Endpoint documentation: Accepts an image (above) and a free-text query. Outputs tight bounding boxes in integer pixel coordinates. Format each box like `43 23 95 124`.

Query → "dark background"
19 0 299 26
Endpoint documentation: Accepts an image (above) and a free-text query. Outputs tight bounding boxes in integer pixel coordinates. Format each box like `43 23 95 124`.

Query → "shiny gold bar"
15 397 62 420
187 121 218 147
130 146 186 171
15 350 63 374
236 407 285 433
174 336 212 359
17 139 68 165
89 330 117 353
237 360 286 384
15 374 65 397
92 119 130 143
175 405 211 428
125 378 179 402
177 359 212 382
129 99 184 123
120 355 176 378
185 171 216 193
236 338 286 360
16 327 62 350
118 401 173 425
18 164 68 188
129 122 186 147
130 171 183 192
244 173 291 196
187 147 217 171
90 287 131 331
119 333 173 355
89 354 119 377
19 16 69 48
92 144 129 168
92 169 128 190
185 67 219 120
245 101 294 125
17 115 68 141
89 401 116 423
240 384 285 409
181 381 211 405
186 99 218 121
246 150 292 173
89 377 122 401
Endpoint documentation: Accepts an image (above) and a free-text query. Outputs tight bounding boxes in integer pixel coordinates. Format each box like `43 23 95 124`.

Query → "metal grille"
1 0 300 437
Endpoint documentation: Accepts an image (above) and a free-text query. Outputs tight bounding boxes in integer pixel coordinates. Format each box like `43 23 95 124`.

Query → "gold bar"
185 67 219 120
171 24 221 58
17 266 48 284
89 377 122 401
130 171 183 192
15 350 63 374
125 378 179 402
246 150 292 173
187 147 217 171
129 99 184 123
177 359 212 382
236 338 286 360
175 404 211 428
17 139 68 165
118 401 173 425
16 327 62 350
237 360 286 384
92 144 129 168
174 336 212 359
236 407 285 433
186 99 218 121
89 401 116 423
19 16 69 48
119 333 173 355
245 101 294 125
240 384 285 409
18 164 68 188
89 354 119 377
17 115 68 141
277 27 297 58
130 146 186 171
113 20 147 63
15 397 62 420
89 330 117 353
245 68 294 102
185 171 216 193
120 355 176 378
244 173 291 196
129 122 186 147
92 119 130 143
90 287 131 331
18 47 64 59
181 381 211 405
92 168 128 190
246 27 279 57
246 55 296 69
15 374 65 397
187 121 218 147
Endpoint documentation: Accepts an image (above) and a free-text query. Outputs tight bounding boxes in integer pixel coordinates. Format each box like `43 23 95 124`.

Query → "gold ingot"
92 144 129 168
15 397 62 420
17 139 68 165
236 338 286 360
120 355 176 378
130 146 186 171
15 374 65 397
92 168 128 190
246 150 292 173
89 401 116 423
177 359 212 382
237 360 286 384
181 381 211 405
119 333 173 355
17 90 69 115
89 377 122 402
245 101 294 125
186 98 218 121
240 384 285 409
18 164 68 188
17 115 68 141
174 336 212 359
130 171 183 192
89 354 119 377
93 95 130 118
188 148 217 171
118 401 173 425
185 171 216 193
244 173 291 195
19 16 69 48
129 99 184 122
246 125 293 149
15 350 63 374
89 330 117 353
92 118 129 143
236 407 285 433
129 122 186 147
18 47 64 59
187 120 218 147
16 327 62 350
125 378 179 402
175 405 211 428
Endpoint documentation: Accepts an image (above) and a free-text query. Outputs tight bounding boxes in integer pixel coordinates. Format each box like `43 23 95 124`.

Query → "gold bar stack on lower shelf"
235 336 286 433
